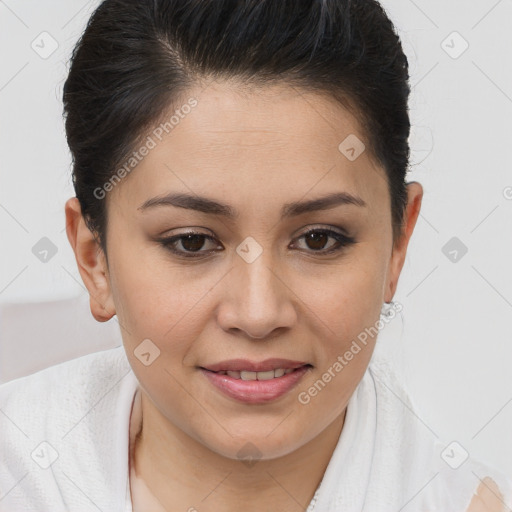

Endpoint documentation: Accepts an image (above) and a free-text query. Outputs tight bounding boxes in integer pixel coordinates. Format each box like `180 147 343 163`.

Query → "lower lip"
200 366 311 404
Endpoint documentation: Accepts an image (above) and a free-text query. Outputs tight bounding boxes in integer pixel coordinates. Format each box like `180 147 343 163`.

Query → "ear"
64 197 116 322
384 181 423 303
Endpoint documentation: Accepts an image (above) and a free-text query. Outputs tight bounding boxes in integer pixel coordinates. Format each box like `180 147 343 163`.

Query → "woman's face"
67 81 421 461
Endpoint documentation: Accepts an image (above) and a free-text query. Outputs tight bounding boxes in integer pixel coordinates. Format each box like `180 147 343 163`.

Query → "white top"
0 345 510 511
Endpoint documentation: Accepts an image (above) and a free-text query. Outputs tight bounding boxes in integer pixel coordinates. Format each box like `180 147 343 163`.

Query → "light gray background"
1 0 511 479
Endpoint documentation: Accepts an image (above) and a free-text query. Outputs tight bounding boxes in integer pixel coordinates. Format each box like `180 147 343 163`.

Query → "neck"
131 392 346 512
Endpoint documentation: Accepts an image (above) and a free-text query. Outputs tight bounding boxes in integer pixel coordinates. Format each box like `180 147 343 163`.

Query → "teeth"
254 370 275 381
218 368 298 380
241 371 258 381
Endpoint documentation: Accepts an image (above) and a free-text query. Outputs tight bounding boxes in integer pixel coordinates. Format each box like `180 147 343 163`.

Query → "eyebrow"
137 191 366 219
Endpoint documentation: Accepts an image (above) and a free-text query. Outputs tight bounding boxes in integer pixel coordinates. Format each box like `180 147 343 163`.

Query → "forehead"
109 81 389 217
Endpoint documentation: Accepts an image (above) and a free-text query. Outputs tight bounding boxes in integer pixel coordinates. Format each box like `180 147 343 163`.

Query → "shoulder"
0 345 133 443
0 345 136 510
366 355 512 510
0 345 129 406
466 475 510 512
0 345 131 453
424 434 512 510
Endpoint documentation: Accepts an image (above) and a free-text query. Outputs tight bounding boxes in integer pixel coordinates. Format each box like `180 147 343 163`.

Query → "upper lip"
201 358 310 373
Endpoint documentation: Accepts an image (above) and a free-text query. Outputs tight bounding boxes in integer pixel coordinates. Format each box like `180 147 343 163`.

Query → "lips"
201 358 311 373
200 364 312 404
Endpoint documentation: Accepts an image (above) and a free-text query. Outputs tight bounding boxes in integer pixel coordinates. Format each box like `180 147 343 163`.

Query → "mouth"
198 361 313 404
200 364 313 381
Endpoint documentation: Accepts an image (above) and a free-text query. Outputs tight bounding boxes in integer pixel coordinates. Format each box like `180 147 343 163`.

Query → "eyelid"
294 223 352 238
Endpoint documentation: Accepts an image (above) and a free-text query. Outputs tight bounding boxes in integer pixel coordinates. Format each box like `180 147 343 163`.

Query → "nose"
216 251 297 340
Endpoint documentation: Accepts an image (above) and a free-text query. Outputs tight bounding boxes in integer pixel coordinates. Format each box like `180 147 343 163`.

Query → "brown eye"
180 234 207 252
158 231 221 258
304 231 329 250
292 228 356 254
158 227 356 260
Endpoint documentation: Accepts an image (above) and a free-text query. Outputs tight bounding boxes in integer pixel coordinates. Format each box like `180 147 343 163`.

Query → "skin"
466 478 505 512
65 80 424 511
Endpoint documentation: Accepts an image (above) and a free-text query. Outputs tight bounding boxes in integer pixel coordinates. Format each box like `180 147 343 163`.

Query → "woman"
0 0 510 510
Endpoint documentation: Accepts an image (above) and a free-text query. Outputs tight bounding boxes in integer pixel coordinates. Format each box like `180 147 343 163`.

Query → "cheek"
115 275 214 366
290 264 385 422
290 255 388 401
107 235 215 340
296 257 387 339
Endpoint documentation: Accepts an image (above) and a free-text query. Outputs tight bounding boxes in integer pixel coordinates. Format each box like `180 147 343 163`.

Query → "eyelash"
157 227 356 259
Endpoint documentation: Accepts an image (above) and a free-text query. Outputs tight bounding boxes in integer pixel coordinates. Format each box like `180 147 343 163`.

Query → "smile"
200 364 312 404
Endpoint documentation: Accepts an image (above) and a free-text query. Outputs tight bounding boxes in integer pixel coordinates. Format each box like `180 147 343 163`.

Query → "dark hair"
63 0 411 259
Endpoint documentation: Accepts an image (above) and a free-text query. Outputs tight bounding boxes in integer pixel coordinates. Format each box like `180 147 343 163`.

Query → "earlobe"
384 181 423 303
64 197 116 322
